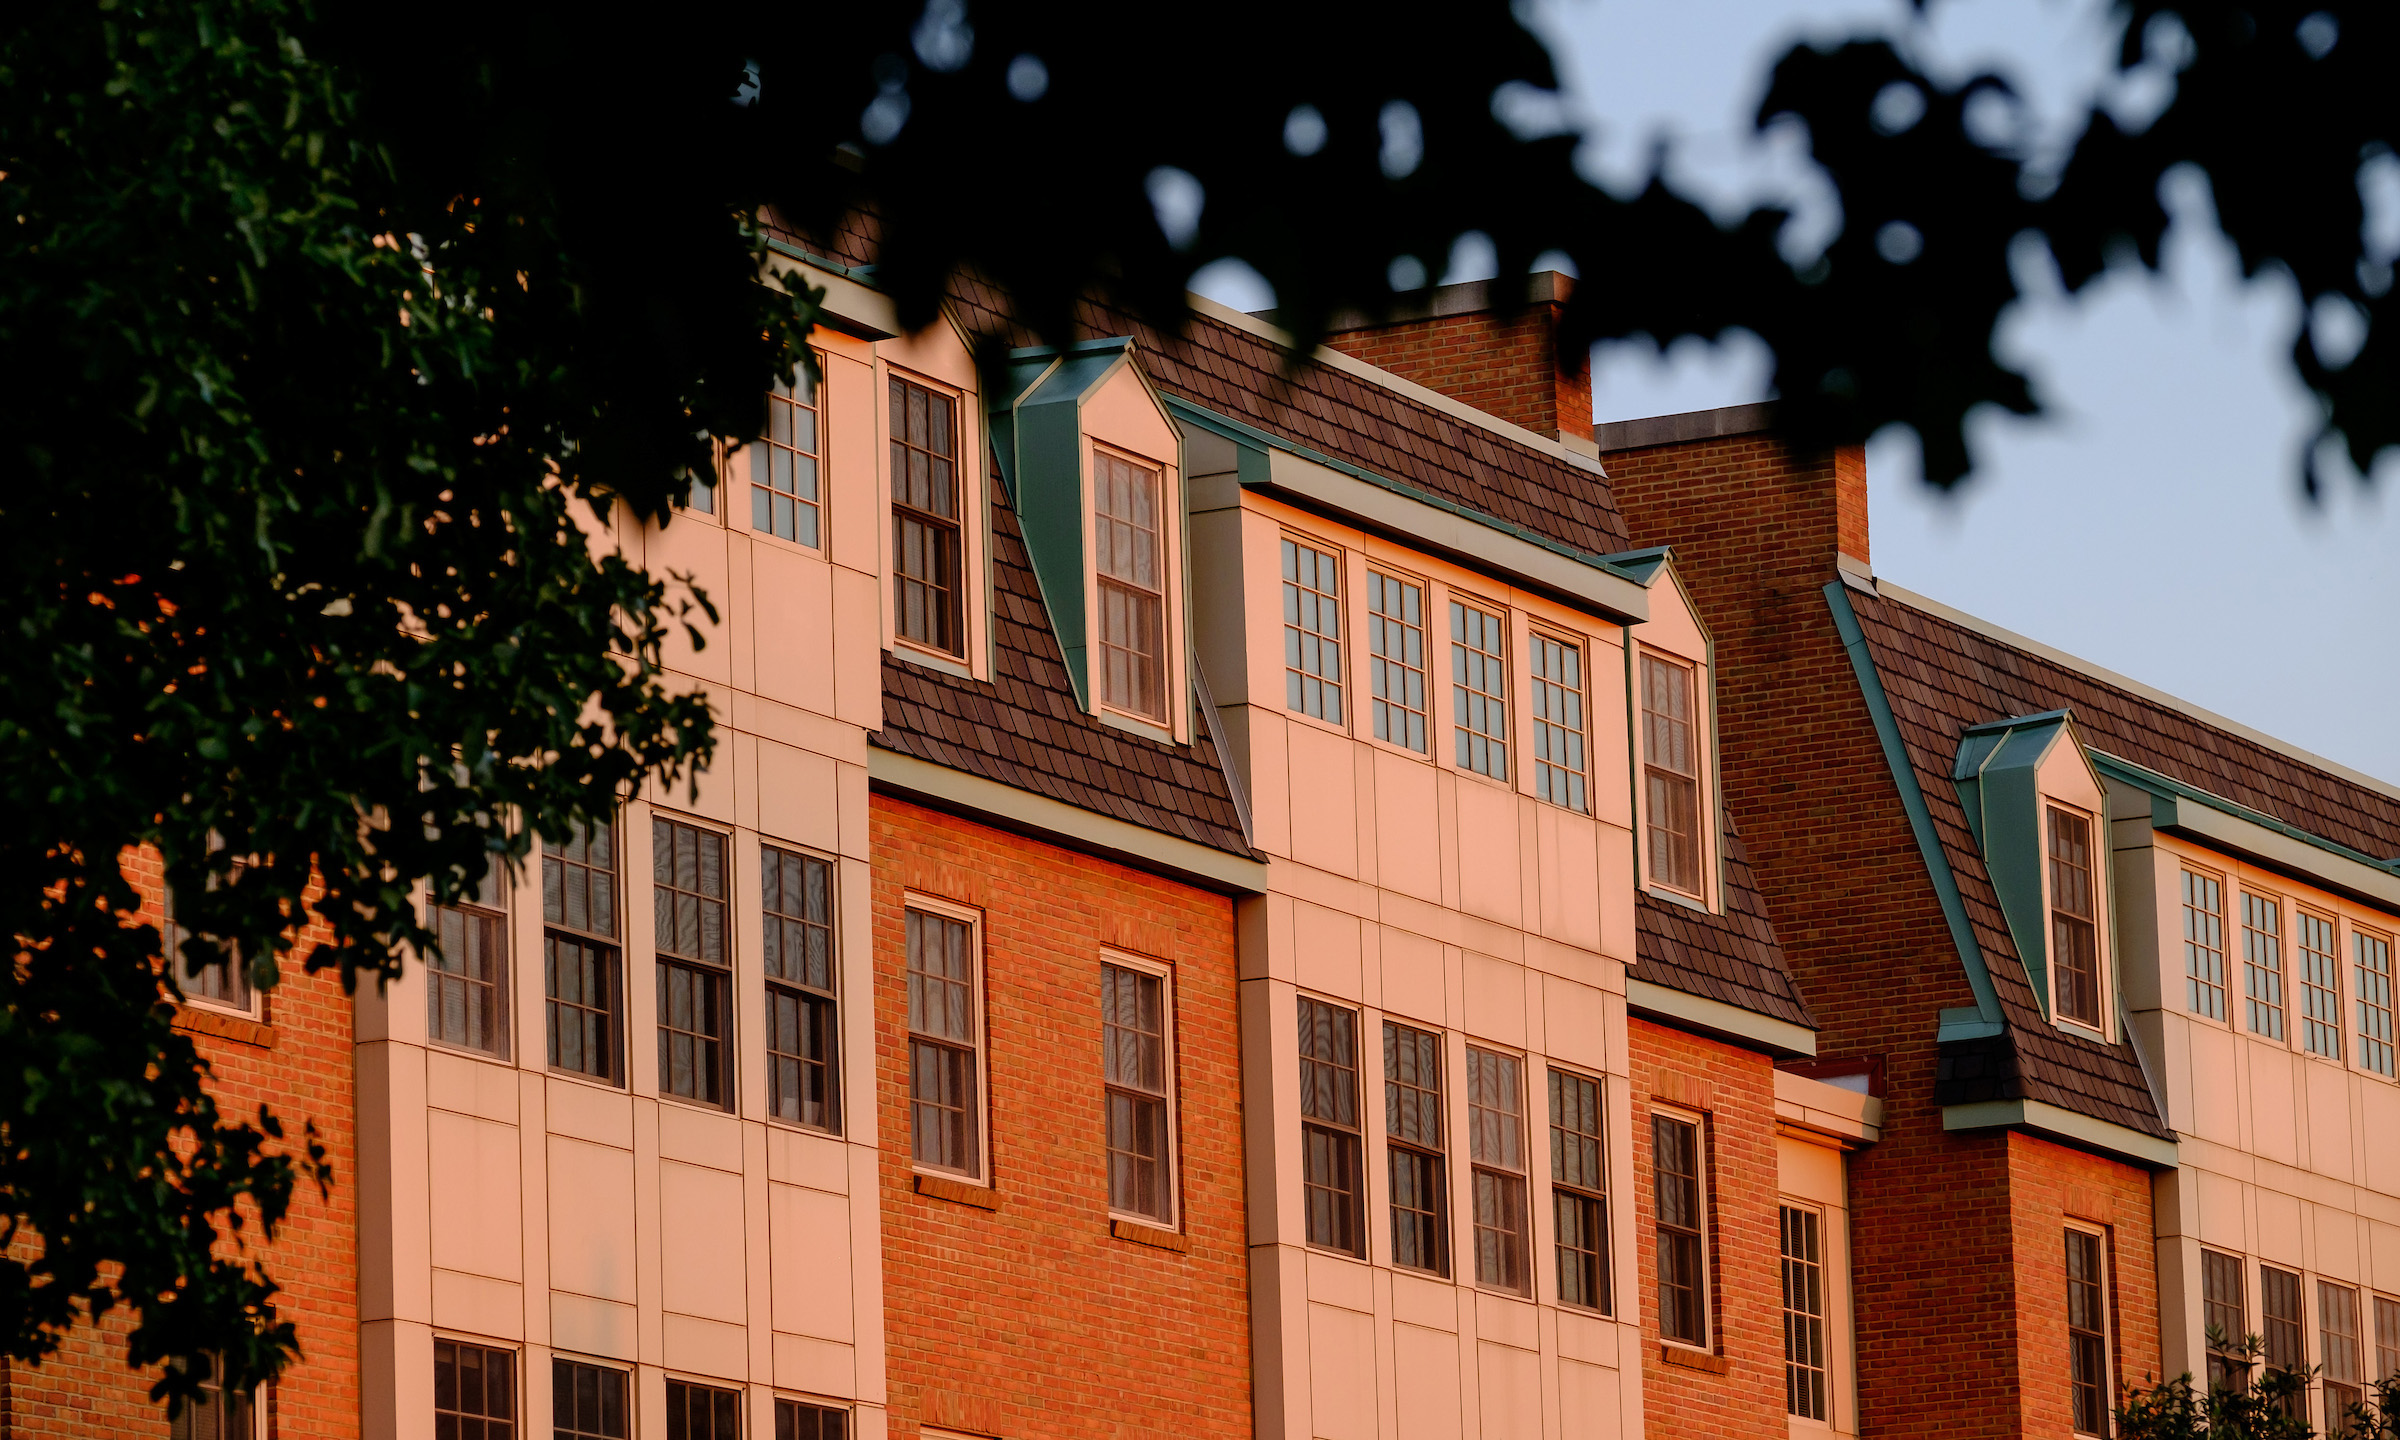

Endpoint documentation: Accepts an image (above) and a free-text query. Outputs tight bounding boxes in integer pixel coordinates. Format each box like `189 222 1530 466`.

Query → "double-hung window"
1094 451 1168 722
764 845 839 1131
2066 1227 2111 1436
428 856 510 1057
2203 1249 2247 1394
892 375 964 656
2375 1294 2400 1383
906 906 984 1178
667 1379 742 1440
1549 1069 1609 1313
2184 870 2229 1022
1782 1205 1829 1422
1367 572 1428 752
164 883 255 1015
1640 654 1702 893
1530 635 1587 812
751 362 822 546
2243 894 2288 1041
776 1401 850 1440
2301 913 2345 1059
1467 1046 1529 1293
1383 1021 1447 1276
654 818 731 1107
168 1354 254 1440
434 1339 515 1440
2263 1264 2308 1422
1297 996 1364 1255
1451 601 1509 780
1283 538 1344 723
2324 1281 2366 1429
545 819 623 1085
1653 1112 1708 1346
553 1359 629 1440
2356 929 2396 1077
1102 960 1175 1224
2048 806 2102 1027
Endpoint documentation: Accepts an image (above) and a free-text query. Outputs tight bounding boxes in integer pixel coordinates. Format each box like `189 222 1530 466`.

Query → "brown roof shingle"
1633 815 1815 1033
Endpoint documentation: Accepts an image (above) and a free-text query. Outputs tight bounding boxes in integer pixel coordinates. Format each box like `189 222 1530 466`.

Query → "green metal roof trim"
1163 396 1651 588
1952 710 2103 1021
763 236 878 284
2092 750 2400 875
1823 582 2005 1037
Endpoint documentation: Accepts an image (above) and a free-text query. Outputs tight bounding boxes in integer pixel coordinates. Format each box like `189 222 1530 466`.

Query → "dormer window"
1640 653 1701 893
1094 450 1166 721
892 374 963 656
2047 805 2101 1027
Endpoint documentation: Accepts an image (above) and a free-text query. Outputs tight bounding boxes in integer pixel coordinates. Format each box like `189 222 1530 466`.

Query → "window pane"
1782 1206 1828 1421
2356 930 2396 1077
2202 1249 2247 1395
2301 913 2345 1058
1641 655 1701 891
435 1340 516 1440
2184 871 2228 1021
652 818 728 967
1298 996 1363 1255
1384 1021 1446 1275
2067 1229 2109 1435
1368 572 1428 753
891 375 964 655
658 961 729 1106
428 898 510 1058
1549 1068 1608 1314
1467 1048 1527 1291
2263 1264 2308 1424
1282 538 1345 724
553 1359 630 1440
2048 807 2101 1026
1451 601 1509 780
666 1379 742 1440
750 361 824 546
544 933 620 1084
2242 894 2287 1041
1103 963 1173 1221
1095 453 1168 721
1653 1115 1705 1344
775 1400 850 1440
1530 635 1587 813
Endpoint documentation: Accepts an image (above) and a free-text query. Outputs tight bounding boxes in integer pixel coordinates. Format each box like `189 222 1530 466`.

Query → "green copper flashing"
1951 710 2101 1021
1941 1098 2179 1170
2091 751 2400 878
1823 582 2004 1026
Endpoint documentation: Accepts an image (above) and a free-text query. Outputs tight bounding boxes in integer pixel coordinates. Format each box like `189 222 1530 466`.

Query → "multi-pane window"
764 845 839 1132
1451 601 1510 781
2356 929 2396 1078
1367 572 1428 753
1383 1021 1447 1275
1297 996 1364 1256
1103 961 1174 1223
667 1379 741 1440
891 375 964 656
1529 635 1587 813
165 883 254 1014
553 1359 629 1440
2203 1249 2247 1394
1468 1047 1529 1293
435 1339 515 1440
776 1400 850 1440
2066 1228 2110 1436
1094 451 1168 721
2376 1294 2400 1382
2048 806 2101 1027
1282 538 1344 723
1653 1113 1708 1346
2263 1264 2308 1422
2324 1282 2366 1430
2301 913 2345 1059
751 364 822 546
1641 654 1702 893
545 820 622 1085
1549 1068 1609 1314
906 908 982 1178
1781 1205 1829 1422
428 856 510 1057
168 1354 253 1440
2184 870 2229 1022
2243 894 2288 1041
655 818 731 1107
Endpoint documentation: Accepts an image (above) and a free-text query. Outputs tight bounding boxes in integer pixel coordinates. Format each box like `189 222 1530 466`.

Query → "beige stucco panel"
547 1134 637 1303
1454 780 1524 929
769 1179 857 1342
651 514 733 689
1394 1323 1465 1440
2248 1046 2299 1167
1308 1300 1379 1440
428 1108 523 1281
658 1159 746 1324
2304 1061 2356 1184
819 338 882 578
1290 722 1364 878
1382 927 1447 1029
750 544 835 713
1295 900 1365 1005
1375 748 1443 905
1477 1340 1541 1437
1558 1357 1621 1440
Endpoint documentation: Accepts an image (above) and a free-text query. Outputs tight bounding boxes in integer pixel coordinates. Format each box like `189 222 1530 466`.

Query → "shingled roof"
1633 815 1815 1031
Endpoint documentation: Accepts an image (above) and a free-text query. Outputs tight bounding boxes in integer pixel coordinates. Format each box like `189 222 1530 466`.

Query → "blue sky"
1195 0 2400 788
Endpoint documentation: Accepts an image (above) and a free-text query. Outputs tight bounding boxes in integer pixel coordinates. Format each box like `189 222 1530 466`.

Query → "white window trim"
2041 797 2113 1040
1526 624 1592 816
1631 641 1717 909
1777 1197 1837 1432
758 835 843 1137
1357 560 1436 763
1085 439 1186 739
1446 589 1516 792
1100 948 1180 1230
2065 1219 2116 1438
1652 1102 1714 1353
725 347 830 551
1461 1039 1534 1298
879 360 990 679
1278 530 1352 738
2178 861 2233 1030
903 891 992 1186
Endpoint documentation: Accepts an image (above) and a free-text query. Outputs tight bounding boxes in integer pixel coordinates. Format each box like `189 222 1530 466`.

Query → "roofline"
1593 402 1779 455
1626 976 1817 1059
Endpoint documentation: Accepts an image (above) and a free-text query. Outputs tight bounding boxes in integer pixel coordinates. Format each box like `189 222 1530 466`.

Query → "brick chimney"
1593 404 1869 577
1322 272 1594 452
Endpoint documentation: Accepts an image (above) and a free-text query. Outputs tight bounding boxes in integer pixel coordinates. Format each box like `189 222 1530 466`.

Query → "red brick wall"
1324 306 1592 442
3 853 358 1438
870 797 1248 1440
2006 1135 2163 1432
1626 1019 1786 1440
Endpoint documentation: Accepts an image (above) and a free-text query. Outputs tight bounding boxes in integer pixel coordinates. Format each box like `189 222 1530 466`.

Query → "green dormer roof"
1950 709 2100 1020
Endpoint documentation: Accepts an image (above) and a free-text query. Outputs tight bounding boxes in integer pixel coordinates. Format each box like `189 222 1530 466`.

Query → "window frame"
2300 908 2347 1062
762 840 841 1135
1650 1105 1712 1350
1636 646 1708 901
665 1375 744 1440
1382 1019 1450 1278
2242 891 2289 1043
775 1397 853 1440
1781 1202 1831 1424
1547 1065 1610 1316
885 364 975 666
2321 1279 2367 1431
168 1352 259 1440
2354 925 2396 1079
551 1355 632 1440
2263 1263 2309 1424
1528 629 1589 814
433 1335 517 1440
738 351 827 551
163 881 264 1021
652 813 735 1112
1364 566 1432 758
2044 800 2107 1034
1280 533 1348 732
1296 992 1367 1259
1466 1043 1531 1296
2183 866 2231 1025
425 857 512 1062
2202 1247 2248 1396
2373 1292 2399 1386
903 894 990 1184
543 817 625 1089
1100 950 1179 1228
1088 440 1178 732
2065 1222 2114 1438
1449 593 1512 785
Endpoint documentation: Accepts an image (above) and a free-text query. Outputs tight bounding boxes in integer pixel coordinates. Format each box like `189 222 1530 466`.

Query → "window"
1103 961 1174 1223
891 374 963 656
1297 996 1364 1256
906 907 982 1178
1367 572 1428 753
169 1354 253 1440
667 1379 741 1440
2243 894 2288 1041
2301 913 2345 1059
2184 870 2228 1022
2376 1294 2399 1382
1383 1021 1447 1276
2356 929 2396 1078
1451 601 1509 781
2066 1228 2111 1436
1094 451 1167 721
545 820 622 1084
434 1339 515 1440
2049 806 2102 1027
776 1400 850 1440
553 1359 629 1440
752 363 822 546
1530 635 1587 813
164 883 254 1015
1282 538 1344 723
1468 1047 1529 1292
2203 1249 2247 1394
2324 1282 2365 1432
655 818 731 1108
1653 1112 1708 1346
2264 1264 2308 1422
428 856 510 1058
1782 1205 1828 1422
1549 1069 1609 1314
1641 654 1702 893
763 845 839 1132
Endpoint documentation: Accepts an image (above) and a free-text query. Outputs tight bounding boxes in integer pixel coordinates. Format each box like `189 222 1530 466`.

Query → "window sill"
1643 884 1715 917
426 1039 514 1067
544 1067 628 1093
173 1005 274 1050
1109 1219 1187 1252
1097 707 1176 745
1659 1343 1729 1375
913 1172 999 1210
891 640 977 682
